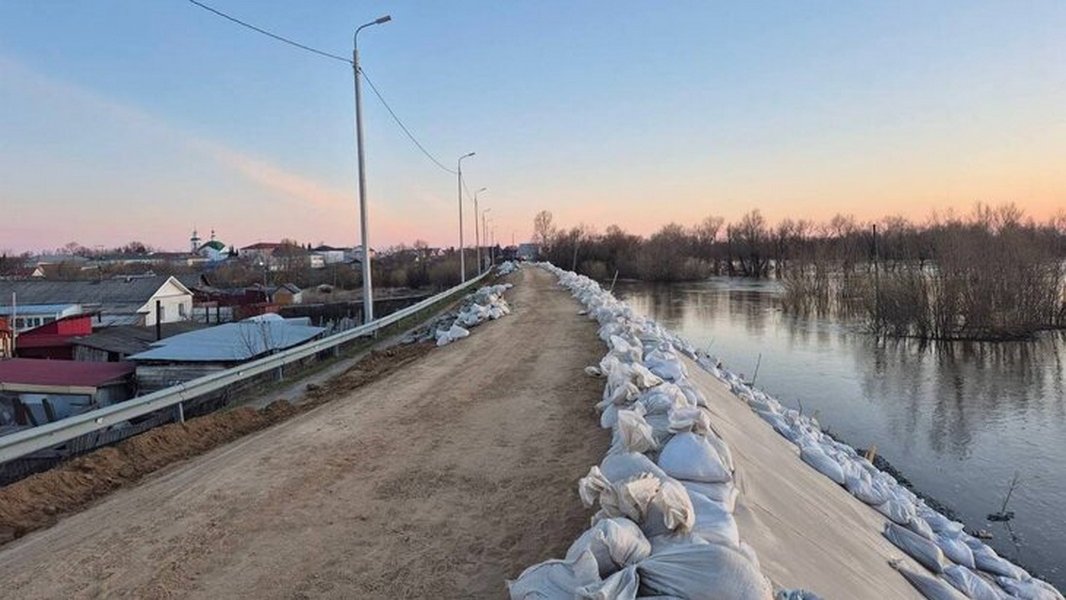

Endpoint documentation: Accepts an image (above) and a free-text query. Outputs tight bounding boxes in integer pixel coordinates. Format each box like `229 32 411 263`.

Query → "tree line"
534 204 1066 340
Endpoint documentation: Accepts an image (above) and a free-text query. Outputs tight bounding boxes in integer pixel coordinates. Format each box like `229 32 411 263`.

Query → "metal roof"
71 322 206 355
0 358 134 387
0 276 189 306
127 320 325 363
0 304 80 315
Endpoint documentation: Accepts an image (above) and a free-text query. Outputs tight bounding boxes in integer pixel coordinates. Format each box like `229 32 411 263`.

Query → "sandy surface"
0 268 608 599
687 358 927 599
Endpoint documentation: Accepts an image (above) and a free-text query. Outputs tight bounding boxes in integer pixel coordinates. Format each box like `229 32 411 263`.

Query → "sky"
1 1 1063 253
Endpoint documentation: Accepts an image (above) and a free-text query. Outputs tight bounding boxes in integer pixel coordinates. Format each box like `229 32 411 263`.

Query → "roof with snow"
127 320 325 363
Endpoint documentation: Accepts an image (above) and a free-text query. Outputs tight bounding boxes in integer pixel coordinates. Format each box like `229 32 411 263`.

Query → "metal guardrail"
0 270 493 464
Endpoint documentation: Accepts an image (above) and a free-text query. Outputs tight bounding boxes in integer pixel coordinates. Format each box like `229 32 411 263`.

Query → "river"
613 277 1066 587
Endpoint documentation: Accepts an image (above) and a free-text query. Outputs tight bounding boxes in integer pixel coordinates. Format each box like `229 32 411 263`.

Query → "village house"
12 313 94 360
0 275 194 327
71 321 204 362
0 303 83 333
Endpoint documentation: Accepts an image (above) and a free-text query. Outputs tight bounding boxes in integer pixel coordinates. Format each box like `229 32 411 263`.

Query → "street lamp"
481 207 492 270
457 152 475 282
473 187 487 275
352 14 391 324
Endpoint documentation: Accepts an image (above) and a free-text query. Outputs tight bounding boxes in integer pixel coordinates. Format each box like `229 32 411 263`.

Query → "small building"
0 303 83 333
0 275 194 327
312 245 347 265
71 322 205 362
272 283 303 305
239 242 284 266
14 313 94 360
127 317 325 392
517 243 540 261
0 359 135 430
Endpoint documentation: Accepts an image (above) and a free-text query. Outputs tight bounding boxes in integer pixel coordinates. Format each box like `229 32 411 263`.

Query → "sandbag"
893 565 968 600
972 544 1027 579
883 522 947 573
645 479 695 534
614 475 662 522
682 480 740 513
616 409 658 453
942 565 1005 600
996 576 1064 600
636 543 772 600
508 549 601 599
875 495 918 526
935 533 975 569
776 591 825 600
566 518 651 577
907 516 936 541
601 452 670 484
666 405 711 434
657 433 732 483
845 470 888 505
639 385 690 416
577 565 639 600
799 445 846 485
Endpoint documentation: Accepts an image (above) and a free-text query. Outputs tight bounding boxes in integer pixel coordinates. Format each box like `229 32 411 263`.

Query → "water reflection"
613 278 1066 587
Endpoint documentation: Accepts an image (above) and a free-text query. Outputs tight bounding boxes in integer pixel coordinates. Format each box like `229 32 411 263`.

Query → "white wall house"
0 303 83 333
140 277 195 326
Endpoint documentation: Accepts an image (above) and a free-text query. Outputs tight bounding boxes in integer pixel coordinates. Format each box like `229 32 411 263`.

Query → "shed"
0 359 134 429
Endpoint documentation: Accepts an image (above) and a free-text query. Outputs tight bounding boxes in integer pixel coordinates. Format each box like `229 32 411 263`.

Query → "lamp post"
482 208 492 269
457 152 475 282
473 187 487 275
353 14 391 323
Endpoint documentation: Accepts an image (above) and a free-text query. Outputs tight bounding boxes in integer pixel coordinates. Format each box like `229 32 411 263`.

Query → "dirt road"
0 268 608 599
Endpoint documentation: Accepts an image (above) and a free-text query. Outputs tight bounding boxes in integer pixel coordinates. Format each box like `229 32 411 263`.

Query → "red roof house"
15 313 94 360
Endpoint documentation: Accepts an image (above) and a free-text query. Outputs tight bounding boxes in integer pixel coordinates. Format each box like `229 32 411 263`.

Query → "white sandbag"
996 576 1064 600
677 381 708 408
578 467 612 508
893 565 968 600
705 431 735 474
645 479 695 534
566 518 651 577
799 444 846 485
508 549 601 600
600 452 670 484
657 432 732 484
682 480 740 513
639 385 689 416
614 475 662 521
907 516 936 541
630 363 664 389
577 565 639 600
646 354 687 382
883 522 947 574
935 533 976 569
776 591 825 600
616 409 658 453
665 405 711 435
942 565 1005 600
636 543 773 600
689 492 740 547
875 495 918 526
600 404 621 429
972 544 1027 579
584 366 603 377
921 508 965 536
845 470 888 506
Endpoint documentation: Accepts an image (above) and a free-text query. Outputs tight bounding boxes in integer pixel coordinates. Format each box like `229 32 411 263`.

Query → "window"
178 303 187 318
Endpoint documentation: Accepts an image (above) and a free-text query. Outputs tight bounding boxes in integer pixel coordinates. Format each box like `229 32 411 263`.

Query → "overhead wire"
186 0 352 64
184 0 461 177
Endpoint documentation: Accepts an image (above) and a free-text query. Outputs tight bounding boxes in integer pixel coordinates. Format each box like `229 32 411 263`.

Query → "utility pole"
473 187 487 275
457 152 475 282
352 14 391 323
481 207 492 271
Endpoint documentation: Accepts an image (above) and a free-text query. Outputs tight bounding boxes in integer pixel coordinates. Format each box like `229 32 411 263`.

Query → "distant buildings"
0 303 82 333
517 243 540 261
11 313 93 360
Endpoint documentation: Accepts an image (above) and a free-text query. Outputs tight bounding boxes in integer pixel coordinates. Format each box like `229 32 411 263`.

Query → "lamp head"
375 15 392 24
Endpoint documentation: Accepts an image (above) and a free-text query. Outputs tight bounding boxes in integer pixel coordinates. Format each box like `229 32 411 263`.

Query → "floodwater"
613 277 1066 587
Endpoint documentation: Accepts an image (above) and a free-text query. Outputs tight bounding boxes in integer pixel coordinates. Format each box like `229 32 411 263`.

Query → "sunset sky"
1 1 1063 253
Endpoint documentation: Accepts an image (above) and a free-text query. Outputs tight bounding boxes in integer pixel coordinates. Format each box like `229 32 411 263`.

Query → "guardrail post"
275 365 284 381
177 401 185 424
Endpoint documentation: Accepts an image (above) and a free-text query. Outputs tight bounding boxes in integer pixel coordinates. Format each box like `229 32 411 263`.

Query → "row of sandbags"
509 264 805 600
690 345 1062 596
498 260 521 275
435 282 513 345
